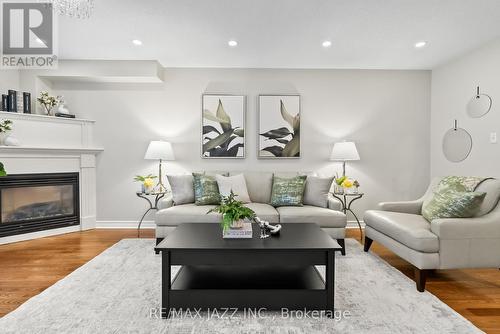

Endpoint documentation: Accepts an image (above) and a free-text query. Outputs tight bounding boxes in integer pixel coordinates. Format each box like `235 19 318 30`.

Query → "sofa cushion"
230 172 273 204
474 178 500 216
167 174 194 205
216 174 251 203
277 206 346 228
156 204 221 226
193 173 220 205
364 210 439 253
270 175 307 207
303 176 334 208
244 203 279 223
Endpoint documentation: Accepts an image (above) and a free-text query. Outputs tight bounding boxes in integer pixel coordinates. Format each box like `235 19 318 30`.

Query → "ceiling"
58 0 500 69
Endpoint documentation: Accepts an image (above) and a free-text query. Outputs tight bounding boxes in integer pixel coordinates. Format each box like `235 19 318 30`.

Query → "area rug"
0 239 482 334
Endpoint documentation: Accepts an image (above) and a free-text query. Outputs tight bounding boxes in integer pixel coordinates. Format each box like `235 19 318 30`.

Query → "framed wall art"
202 94 245 158
258 94 300 158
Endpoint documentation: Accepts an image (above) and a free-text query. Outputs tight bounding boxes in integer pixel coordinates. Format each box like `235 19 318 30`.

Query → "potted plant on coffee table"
207 191 256 232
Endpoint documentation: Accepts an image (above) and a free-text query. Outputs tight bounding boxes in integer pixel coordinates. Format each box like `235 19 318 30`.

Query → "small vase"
334 184 344 194
0 132 9 146
230 219 245 229
43 105 53 116
142 184 154 194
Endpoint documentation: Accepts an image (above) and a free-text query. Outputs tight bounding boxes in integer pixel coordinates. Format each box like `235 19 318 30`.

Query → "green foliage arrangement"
133 174 157 182
259 100 300 157
0 120 13 133
0 162 7 177
207 191 256 230
203 99 244 157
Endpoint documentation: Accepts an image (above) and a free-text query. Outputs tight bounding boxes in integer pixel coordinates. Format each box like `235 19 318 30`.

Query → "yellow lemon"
342 179 353 188
143 178 155 188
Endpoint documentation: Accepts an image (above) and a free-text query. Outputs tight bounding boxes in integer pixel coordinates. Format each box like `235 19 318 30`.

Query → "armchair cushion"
364 210 439 253
422 188 485 222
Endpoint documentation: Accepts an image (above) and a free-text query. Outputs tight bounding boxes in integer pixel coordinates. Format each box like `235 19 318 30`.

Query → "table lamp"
330 141 360 176
144 140 175 193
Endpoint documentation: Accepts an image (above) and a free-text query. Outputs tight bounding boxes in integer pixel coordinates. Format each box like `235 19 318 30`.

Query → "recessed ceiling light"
414 41 427 48
228 40 238 47
132 39 143 46
322 40 332 48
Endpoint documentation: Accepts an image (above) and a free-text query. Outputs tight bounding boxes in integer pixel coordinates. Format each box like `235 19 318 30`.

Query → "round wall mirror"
442 124 473 162
466 87 492 118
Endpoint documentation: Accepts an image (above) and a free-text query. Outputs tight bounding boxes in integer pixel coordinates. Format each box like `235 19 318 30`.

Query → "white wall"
431 38 500 178
18 65 431 226
0 70 20 95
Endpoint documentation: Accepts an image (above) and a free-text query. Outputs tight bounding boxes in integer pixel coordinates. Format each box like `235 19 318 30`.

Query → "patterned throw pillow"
270 175 307 207
192 173 221 205
421 185 486 222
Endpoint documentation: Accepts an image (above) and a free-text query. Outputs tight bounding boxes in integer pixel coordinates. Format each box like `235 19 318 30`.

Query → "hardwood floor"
0 228 499 333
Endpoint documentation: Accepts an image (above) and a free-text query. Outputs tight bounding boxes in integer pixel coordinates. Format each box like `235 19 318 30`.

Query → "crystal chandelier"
51 0 94 19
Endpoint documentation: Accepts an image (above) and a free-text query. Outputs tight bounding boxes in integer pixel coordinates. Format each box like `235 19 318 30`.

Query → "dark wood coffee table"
154 223 341 318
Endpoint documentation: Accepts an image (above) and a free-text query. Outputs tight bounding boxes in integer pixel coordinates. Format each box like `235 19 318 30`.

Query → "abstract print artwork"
202 95 245 158
259 95 300 158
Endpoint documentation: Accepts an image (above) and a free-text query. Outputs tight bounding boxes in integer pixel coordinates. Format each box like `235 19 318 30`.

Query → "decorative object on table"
0 162 7 176
134 174 157 193
270 175 307 207
0 119 13 145
3 136 20 146
254 216 270 239
22 92 31 114
215 173 251 203
202 94 245 158
37 91 61 116
333 174 347 194
442 120 472 163
1 95 8 111
136 191 166 237
16 92 23 113
7 90 17 112
207 190 256 233
259 94 300 158
222 222 253 239
193 173 221 205
144 140 175 193
330 141 360 176
331 191 364 240
466 86 491 118
338 177 360 194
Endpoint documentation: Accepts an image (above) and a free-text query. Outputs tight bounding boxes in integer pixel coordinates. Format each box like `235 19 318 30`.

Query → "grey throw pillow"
303 176 334 208
167 174 195 205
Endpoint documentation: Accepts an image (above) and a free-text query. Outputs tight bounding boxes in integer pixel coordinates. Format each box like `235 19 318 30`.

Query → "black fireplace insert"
0 173 80 238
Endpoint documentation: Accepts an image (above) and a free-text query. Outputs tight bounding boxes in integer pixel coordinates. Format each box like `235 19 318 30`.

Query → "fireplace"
0 173 80 237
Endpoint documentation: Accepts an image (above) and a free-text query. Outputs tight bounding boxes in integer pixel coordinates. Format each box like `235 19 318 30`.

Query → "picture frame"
201 94 246 159
258 94 301 159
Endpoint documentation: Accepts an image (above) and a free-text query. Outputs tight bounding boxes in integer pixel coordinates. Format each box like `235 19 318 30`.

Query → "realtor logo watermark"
1 1 57 68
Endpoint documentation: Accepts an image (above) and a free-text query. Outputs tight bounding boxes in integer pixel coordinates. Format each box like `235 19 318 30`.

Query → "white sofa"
364 177 500 291
155 171 348 254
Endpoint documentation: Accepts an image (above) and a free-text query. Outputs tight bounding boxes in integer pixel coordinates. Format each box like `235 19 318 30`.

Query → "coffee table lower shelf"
162 265 332 316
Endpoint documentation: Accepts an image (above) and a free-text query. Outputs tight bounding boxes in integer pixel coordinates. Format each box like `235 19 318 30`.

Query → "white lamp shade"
144 141 175 160
330 141 360 161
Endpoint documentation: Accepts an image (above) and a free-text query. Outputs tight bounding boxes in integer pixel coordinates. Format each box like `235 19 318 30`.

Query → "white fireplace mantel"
0 112 103 244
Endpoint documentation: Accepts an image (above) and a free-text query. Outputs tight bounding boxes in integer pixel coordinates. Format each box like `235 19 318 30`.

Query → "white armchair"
364 177 500 292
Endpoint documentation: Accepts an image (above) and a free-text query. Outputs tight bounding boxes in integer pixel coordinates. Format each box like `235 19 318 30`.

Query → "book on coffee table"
223 222 252 239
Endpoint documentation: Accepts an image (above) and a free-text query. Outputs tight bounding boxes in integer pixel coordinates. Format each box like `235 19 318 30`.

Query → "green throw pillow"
421 185 486 222
193 173 220 205
270 175 307 207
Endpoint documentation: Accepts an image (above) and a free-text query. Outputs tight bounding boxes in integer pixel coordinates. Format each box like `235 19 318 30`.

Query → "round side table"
330 192 364 241
136 191 166 237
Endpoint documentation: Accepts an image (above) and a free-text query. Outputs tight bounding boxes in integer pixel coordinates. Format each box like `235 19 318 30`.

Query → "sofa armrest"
327 194 342 211
431 214 500 240
377 200 423 215
158 195 174 210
